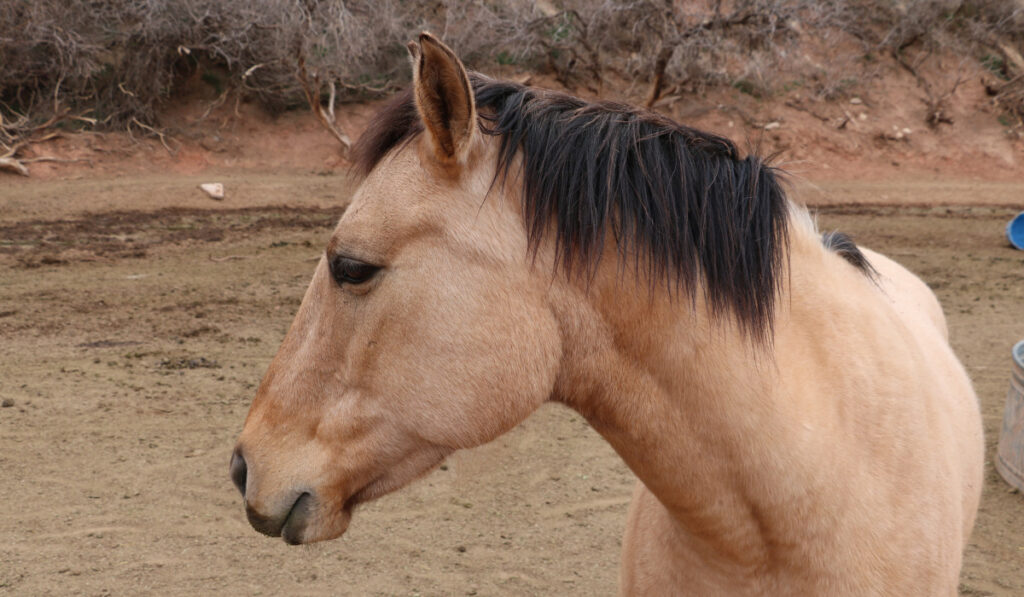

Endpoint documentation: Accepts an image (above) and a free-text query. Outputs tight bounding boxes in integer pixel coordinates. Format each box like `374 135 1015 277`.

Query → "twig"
195 90 229 123
0 156 29 176
243 63 265 79
997 41 1024 75
0 137 30 175
297 55 351 154
646 42 676 108
209 255 253 263
21 156 93 166
327 80 336 123
1 138 29 158
336 80 393 95
784 100 833 123
129 118 178 155
839 108 863 130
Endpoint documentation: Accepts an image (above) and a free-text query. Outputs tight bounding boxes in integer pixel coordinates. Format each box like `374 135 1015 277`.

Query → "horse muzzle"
245 492 313 544
230 447 316 544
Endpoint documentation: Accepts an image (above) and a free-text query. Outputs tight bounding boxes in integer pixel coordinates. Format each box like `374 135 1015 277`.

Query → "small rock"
858 113 867 121
1 398 13 407
763 121 781 131
849 97 863 105
199 183 224 200
902 127 912 135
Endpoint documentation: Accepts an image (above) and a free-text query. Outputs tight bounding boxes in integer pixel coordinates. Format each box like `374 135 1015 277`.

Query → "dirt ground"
1 174 1023 596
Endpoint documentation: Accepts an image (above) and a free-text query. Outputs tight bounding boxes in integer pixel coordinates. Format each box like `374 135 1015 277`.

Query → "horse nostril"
229 448 247 497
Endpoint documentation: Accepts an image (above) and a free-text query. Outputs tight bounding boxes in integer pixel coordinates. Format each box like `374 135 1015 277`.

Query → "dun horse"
231 33 983 595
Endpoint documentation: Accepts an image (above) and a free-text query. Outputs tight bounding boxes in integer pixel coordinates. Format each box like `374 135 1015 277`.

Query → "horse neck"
546 220 823 564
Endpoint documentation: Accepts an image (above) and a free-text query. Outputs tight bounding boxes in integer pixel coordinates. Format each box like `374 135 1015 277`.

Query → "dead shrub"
1 0 1023 153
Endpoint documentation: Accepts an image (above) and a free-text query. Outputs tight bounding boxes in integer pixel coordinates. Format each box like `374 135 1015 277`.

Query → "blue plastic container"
1008 212 1024 250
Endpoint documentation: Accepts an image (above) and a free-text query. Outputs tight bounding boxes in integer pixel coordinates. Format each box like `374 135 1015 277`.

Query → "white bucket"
995 340 1024 492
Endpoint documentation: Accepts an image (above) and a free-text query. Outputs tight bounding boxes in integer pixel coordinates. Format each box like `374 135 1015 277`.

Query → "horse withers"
230 33 983 595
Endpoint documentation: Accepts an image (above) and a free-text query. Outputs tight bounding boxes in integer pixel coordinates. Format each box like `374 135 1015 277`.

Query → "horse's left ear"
409 32 476 164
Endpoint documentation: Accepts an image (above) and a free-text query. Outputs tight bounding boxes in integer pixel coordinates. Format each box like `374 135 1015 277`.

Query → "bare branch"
0 156 29 176
297 55 351 154
645 42 676 108
129 118 179 155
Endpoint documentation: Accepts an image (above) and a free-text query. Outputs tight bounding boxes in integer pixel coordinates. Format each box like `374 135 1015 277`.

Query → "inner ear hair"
412 32 476 162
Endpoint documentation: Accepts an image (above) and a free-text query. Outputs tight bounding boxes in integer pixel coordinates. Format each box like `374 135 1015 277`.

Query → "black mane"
353 75 790 340
822 231 877 278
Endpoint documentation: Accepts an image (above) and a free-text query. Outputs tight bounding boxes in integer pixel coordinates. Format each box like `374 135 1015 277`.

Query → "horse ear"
410 32 476 164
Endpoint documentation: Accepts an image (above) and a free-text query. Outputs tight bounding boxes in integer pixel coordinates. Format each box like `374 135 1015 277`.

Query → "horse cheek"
461 300 561 446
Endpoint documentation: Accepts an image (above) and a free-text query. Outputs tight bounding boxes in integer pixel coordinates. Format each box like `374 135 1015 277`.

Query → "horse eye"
330 256 381 286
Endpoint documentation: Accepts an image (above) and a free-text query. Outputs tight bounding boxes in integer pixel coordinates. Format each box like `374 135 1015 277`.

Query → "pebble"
199 183 224 200
763 121 781 131
1 398 13 408
850 97 863 105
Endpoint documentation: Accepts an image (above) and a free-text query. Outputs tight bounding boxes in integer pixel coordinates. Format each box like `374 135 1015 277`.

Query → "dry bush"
0 1 544 142
847 0 1024 125
496 0 801 103
2 0 1024 153
993 75 1024 127
0 0 399 124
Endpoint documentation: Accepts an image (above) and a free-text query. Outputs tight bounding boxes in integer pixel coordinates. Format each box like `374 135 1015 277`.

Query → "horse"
230 33 983 595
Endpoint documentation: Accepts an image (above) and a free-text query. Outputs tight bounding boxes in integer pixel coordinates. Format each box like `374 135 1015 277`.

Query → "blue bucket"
1008 212 1024 250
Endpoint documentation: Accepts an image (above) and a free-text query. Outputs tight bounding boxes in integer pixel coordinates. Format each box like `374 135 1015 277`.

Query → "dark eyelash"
329 256 381 286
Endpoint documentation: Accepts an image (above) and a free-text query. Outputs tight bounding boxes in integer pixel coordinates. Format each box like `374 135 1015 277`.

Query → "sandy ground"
1 175 1023 596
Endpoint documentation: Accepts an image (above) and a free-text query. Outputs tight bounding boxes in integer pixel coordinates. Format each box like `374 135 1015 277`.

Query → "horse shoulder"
855 246 984 541
769 235 983 589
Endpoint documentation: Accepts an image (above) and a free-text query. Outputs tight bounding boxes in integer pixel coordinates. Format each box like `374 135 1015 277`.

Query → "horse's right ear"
409 32 476 165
